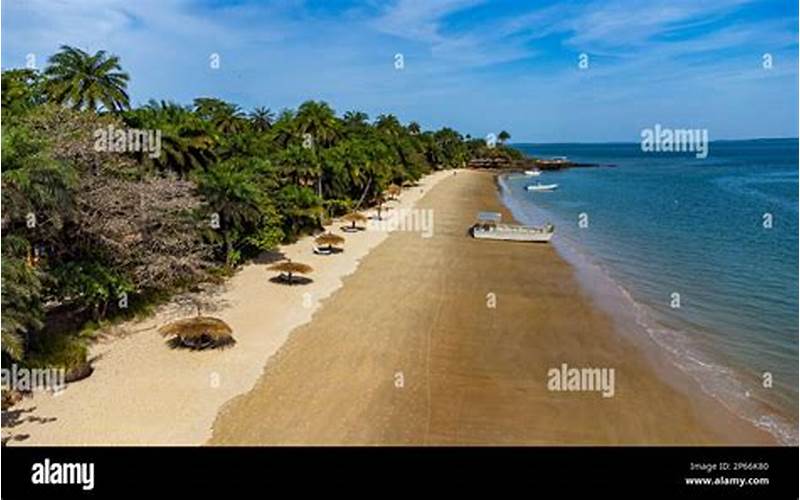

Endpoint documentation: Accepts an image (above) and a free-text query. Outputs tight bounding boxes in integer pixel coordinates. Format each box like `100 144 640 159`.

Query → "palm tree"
375 114 403 137
123 100 216 178
276 144 319 187
407 121 421 135
2 69 46 115
342 111 369 135
196 160 269 266
433 127 468 168
249 106 275 132
269 108 297 148
498 130 511 144
2 125 75 236
294 101 341 197
193 97 231 120
194 97 247 134
43 45 130 112
275 184 324 237
295 100 340 147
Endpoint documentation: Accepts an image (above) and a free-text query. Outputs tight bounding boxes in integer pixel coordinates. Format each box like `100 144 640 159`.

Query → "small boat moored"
526 182 559 192
470 211 554 243
524 169 542 176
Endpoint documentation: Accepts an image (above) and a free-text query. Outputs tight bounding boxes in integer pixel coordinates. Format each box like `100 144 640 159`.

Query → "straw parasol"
267 259 313 285
315 232 345 252
386 184 401 199
342 211 367 230
158 316 235 350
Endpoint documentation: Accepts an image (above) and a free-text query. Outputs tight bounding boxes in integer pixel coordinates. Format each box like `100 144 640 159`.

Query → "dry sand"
2 169 453 446
210 170 774 445
4 169 773 445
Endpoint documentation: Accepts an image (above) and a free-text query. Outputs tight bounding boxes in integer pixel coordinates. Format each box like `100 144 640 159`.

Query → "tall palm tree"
270 109 297 148
193 97 232 120
43 45 130 112
193 97 247 134
295 100 340 148
123 100 216 178
375 114 403 137
433 127 467 168
196 160 269 266
249 106 275 132
343 111 369 131
294 101 341 197
276 144 320 188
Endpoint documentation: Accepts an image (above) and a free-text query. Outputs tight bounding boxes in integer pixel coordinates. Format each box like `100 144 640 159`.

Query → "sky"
1 0 798 142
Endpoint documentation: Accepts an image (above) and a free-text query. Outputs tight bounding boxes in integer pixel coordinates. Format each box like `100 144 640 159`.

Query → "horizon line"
510 137 799 145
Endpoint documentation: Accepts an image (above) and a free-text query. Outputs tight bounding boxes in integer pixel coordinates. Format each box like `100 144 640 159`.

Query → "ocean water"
502 140 798 444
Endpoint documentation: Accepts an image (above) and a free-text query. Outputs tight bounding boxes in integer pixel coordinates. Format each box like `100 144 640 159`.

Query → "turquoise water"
502 140 798 444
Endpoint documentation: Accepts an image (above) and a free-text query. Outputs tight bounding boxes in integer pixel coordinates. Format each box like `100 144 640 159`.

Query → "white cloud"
2 0 796 141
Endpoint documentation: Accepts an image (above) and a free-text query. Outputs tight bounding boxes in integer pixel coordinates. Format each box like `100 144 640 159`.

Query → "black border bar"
1 446 797 497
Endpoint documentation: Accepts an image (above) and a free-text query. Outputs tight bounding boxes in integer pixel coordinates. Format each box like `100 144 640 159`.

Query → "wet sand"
210 170 774 445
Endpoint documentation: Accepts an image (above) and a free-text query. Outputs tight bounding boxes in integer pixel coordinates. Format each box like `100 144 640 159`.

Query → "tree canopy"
0 45 520 376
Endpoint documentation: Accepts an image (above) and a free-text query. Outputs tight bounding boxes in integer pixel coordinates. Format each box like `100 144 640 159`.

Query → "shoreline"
497 173 795 445
2 169 454 446
210 169 774 445
3 169 778 445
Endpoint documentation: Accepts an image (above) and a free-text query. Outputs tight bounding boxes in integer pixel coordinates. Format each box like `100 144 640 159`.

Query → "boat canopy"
477 211 502 223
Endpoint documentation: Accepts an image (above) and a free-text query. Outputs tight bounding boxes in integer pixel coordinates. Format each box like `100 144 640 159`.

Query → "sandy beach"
209 170 774 445
2 169 453 446
4 169 774 445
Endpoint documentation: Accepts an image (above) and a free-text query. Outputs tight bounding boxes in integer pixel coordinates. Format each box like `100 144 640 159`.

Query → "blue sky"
2 0 798 142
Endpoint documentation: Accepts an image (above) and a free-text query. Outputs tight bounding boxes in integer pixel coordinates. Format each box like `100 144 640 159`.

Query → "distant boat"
526 183 559 192
524 170 542 176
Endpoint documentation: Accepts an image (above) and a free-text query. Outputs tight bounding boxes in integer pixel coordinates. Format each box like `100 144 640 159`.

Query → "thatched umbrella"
315 232 345 252
158 316 235 350
268 259 313 285
342 211 367 230
386 184 401 199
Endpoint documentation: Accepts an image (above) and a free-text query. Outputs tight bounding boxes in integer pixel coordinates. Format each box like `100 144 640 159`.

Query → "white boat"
526 182 559 192
524 170 542 176
471 212 554 243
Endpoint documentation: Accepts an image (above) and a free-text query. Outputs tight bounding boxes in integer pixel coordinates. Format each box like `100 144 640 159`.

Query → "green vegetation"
1 46 520 376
